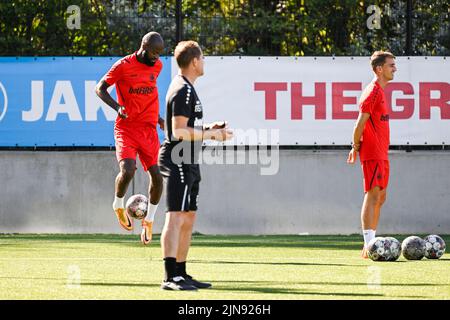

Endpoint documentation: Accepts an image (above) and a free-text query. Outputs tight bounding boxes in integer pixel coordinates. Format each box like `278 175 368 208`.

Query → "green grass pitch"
0 234 449 300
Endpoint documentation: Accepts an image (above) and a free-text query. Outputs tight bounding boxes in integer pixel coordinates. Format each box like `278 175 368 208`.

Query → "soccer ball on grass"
423 235 446 259
401 236 426 260
367 237 401 261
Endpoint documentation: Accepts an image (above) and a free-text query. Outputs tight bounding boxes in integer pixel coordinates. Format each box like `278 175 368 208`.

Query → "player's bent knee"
121 168 135 181
148 166 162 182
119 160 136 178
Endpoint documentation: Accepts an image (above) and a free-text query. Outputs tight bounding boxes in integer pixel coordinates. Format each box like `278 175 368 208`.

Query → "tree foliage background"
0 0 448 56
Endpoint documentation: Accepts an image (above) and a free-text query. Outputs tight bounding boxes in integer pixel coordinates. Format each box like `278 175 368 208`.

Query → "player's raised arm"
347 112 370 164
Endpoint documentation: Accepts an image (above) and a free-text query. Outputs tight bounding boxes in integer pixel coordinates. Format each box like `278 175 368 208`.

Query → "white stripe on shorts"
181 185 188 211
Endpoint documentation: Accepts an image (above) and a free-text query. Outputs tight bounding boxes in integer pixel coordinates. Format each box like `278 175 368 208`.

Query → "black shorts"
159 158 201 212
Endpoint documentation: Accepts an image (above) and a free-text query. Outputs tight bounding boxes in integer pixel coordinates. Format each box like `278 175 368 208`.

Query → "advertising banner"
1 56 448 146
0 57 171 146
193 57 449 145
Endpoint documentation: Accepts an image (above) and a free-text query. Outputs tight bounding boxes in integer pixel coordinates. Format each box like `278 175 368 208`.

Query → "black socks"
176 261 187 277
163 257 177 281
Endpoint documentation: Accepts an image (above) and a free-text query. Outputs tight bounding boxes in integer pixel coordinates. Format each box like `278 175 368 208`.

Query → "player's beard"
142 50 157 66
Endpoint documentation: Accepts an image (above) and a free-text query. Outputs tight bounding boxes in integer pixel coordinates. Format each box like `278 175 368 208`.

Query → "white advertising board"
172 56 449 145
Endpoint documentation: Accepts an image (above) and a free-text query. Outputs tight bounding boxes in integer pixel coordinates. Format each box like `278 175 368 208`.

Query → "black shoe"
161 276 198 291
183 274 212 289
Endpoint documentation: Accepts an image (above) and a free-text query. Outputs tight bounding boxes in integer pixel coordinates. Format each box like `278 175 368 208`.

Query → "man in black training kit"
158 40 233 290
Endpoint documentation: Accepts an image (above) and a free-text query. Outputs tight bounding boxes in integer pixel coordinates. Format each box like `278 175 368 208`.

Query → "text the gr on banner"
193 57 449 146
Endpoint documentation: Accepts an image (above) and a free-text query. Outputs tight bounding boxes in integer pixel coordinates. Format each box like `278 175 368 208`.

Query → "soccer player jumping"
347 51 397 259
95 32 165 245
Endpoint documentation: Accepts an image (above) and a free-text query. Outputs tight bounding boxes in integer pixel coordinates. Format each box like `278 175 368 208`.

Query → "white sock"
112 196 124 210
145 203 158 222
363 229 376 247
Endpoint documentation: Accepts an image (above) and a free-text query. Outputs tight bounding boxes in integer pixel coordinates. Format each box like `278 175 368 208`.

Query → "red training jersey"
359 80 390 161
102 52 162 126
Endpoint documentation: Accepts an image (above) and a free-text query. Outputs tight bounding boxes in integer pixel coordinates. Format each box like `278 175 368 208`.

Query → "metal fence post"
176 0 183 43
406 0 413 55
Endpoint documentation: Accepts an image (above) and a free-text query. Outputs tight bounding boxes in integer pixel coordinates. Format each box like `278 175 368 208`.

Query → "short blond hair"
174 41 202 68
370 51 395 71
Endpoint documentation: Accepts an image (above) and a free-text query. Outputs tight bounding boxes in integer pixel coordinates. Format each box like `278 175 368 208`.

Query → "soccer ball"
384 237 401 261
423 235 446 259
368 237 401 261
367 237 388 261
401 236 426 260
125 194 148 220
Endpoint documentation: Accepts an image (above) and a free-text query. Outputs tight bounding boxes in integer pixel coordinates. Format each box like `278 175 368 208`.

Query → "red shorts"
361 160 389 193
114 123 160 171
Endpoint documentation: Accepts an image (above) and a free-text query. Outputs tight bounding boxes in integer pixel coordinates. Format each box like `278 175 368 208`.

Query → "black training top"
160 74 204 165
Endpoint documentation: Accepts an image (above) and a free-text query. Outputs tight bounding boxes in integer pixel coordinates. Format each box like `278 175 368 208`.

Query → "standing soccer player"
347 51 397 258
158 41 233 290
95 32 165 245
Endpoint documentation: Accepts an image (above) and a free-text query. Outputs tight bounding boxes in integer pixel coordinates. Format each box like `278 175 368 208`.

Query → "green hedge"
0 0 448 56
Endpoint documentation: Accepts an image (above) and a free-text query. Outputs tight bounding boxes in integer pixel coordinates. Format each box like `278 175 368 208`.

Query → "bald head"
138 32 164 66
141 32 164 52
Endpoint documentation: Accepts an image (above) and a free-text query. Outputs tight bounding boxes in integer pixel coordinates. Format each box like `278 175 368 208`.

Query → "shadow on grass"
82 282 160 288
0 276 442 298
0 276 63 281
2 276 446 289
83 281 385 297
0 234 147 247
189 235 364 250
214 280 450 287
190 259 366 267
0 277 161 290
210 285 385 297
